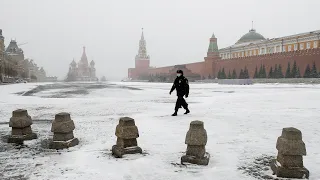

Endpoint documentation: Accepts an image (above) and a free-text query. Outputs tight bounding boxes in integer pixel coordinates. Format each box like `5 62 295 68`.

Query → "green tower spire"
208 33 218 53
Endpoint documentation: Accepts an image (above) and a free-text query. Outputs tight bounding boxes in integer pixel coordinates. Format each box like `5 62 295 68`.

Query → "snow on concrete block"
9 109 32 128
186 145 206 158
277 153 303 167
49 112 78 150
271 127 309 179
115 117 139 139
271 159 309 179
181 152 210 166
185 120 207 146
276 128 306 156
181 120 210 166
7 109 37 144
276 137 306 156
53 132 75 141
116 138 137 148
51 112 75 133
281 127 303 140
112 117 142 158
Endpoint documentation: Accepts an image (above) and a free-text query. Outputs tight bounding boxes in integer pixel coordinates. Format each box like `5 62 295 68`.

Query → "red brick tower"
128 29 150 79
135 29 150 69
204 33 220 78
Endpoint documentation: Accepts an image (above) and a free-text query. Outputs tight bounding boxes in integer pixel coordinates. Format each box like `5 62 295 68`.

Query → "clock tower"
135 28 150 69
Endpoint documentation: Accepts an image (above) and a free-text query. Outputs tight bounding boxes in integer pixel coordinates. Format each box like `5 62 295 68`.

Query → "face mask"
177 73 181 77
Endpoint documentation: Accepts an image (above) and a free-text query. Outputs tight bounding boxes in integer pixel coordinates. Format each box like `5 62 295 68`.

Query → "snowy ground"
0 82 319 180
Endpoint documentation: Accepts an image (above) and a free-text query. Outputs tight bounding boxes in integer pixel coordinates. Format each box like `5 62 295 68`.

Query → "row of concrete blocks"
6 109 79 149
5 109 309 179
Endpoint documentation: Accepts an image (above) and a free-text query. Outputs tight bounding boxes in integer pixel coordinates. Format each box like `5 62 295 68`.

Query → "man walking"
169 70 190 116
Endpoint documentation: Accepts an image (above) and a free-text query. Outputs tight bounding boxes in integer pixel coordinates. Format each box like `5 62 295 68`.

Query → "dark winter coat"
170 76 189 97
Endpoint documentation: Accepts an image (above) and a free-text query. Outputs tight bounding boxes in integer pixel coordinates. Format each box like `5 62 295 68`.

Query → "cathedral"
67 47 97 81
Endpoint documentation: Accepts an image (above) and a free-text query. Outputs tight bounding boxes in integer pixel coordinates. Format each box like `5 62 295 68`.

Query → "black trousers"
175 96 188 111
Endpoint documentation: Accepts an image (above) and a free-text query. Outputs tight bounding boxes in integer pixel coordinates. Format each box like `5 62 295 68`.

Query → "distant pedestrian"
169 70 190 116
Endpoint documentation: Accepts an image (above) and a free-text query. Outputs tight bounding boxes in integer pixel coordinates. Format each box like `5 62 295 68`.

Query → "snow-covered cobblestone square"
0 82 319 180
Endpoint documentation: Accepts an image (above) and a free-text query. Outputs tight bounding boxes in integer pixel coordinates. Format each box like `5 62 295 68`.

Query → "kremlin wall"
128 28 320 81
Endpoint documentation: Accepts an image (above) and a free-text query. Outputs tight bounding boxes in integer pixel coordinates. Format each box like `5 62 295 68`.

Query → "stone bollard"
271 127 309 179
8 109 37 144
49 112 79 150
181 120 210 165
112 117 142 158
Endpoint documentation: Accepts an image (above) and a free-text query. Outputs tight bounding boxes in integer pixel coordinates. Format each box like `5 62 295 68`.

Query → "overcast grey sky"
1 0 320 80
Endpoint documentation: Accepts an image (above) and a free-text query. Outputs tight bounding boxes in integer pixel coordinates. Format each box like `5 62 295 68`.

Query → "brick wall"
129 48 320 80
214 48 320 78
184 61 204 75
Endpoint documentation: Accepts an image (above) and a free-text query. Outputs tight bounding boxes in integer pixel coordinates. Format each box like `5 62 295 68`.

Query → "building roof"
236 29 266 44
80 46 88 65
71 59 77 66
6 40 23 54
208 32 219 52
219 29 320 51
90 60 95 66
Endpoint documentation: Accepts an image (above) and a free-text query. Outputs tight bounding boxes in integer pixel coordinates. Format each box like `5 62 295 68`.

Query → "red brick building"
128 29 320 80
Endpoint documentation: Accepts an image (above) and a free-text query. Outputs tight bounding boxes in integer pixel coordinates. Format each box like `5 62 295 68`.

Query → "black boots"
172 111 178 116
172 108 190 116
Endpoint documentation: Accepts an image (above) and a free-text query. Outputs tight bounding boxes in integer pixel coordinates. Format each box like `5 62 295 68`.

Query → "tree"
310 61 318 78
285 62 291 78
239 69 244 79
274 65 278 78
278 64 284 78
221 68 227 79
227 71 232 79
258 64 263 78
291 61 298 78
261 65 267 78
304 64 311 78
232 69 237 79
297 67 301 78
244 66 250 79
268 67 273 78
253 66 258 78
217 69 221 79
